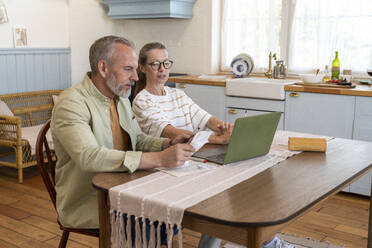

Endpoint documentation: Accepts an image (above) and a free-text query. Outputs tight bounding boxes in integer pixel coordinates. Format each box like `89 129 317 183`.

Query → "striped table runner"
109 131 329 248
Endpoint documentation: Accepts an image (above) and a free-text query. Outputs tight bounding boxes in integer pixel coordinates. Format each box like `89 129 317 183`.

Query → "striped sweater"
132 87 211 137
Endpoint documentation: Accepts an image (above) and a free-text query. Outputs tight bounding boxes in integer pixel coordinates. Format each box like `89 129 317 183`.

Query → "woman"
132 43 291 248
132 41 225 248
132 42 232 145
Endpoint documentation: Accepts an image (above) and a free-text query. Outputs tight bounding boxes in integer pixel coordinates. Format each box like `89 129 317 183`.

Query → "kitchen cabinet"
349 96 372 196
285 91 355 193
353 96 372 141
226 96 285 129
285 92 355 138
175 83 226 121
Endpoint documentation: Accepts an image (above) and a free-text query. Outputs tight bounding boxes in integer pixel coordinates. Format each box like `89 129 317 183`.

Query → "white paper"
190 131 213 152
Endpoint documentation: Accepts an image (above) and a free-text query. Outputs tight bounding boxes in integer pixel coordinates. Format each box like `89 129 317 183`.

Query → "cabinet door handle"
228 109 237 114
178 83 186 88
289 92 299 97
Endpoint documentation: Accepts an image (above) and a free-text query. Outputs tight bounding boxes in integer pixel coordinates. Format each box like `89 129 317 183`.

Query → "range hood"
102 0 195 19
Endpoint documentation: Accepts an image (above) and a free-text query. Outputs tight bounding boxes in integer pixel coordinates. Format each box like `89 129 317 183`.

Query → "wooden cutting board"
295 82 356 88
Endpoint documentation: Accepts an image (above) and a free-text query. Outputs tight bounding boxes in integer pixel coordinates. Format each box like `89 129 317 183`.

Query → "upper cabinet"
102 0 196 19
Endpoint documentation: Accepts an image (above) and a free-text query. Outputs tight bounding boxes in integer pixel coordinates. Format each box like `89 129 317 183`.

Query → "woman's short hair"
89 35 135 75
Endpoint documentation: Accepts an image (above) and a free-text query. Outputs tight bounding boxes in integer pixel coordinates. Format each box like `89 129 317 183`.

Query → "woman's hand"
209 123 234 144
216 122 233 135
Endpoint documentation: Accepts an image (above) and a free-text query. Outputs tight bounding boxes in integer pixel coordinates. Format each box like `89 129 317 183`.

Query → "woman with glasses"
132 42 232 147
132 46 292 248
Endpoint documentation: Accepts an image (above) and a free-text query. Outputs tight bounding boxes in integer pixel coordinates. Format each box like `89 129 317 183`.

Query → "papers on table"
189 131 212 151
158 131 214 177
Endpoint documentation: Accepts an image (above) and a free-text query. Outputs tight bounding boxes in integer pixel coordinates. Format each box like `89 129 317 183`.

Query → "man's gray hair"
89 35 135 75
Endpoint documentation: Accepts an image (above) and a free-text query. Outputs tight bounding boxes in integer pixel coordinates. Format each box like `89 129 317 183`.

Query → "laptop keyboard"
193 147 227 164
207 153 226 164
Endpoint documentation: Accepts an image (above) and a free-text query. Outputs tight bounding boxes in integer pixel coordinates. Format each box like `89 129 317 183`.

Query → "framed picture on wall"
13 26 28 48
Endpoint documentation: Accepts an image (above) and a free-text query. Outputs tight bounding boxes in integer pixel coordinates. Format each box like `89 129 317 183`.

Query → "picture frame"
0 0 8 24
13 26 28 48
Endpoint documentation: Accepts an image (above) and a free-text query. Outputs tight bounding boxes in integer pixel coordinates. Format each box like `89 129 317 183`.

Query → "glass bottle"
322 65 331 83
331 51 340 80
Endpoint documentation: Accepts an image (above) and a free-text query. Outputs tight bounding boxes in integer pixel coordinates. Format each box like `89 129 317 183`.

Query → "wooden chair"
36 120 99 248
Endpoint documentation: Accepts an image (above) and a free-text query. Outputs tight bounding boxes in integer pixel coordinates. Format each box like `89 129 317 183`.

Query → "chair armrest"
0 115 22 145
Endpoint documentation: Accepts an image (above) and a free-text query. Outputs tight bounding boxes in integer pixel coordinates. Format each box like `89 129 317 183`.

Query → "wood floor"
0 166 369 248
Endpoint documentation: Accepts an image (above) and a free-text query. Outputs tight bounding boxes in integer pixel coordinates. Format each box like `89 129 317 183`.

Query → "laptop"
193 112 281 165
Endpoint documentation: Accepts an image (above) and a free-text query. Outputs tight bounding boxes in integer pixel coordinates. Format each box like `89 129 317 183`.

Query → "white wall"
0 0 219 85
69 0 219 84
120 0 215 75
0 0 69 47
68 0 126 84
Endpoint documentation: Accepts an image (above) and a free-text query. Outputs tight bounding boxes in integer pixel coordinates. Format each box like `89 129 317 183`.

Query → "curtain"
221 0 282 72
221 0 372 75
289 0 372 74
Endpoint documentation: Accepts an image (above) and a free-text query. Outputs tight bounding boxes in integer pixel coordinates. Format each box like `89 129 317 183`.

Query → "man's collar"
82 72 110 102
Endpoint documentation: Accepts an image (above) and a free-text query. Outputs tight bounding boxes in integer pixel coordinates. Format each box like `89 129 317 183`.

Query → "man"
51 35 195 229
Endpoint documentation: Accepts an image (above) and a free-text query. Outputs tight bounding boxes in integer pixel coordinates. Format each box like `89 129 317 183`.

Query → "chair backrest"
0 90 62 127
36 119 57 209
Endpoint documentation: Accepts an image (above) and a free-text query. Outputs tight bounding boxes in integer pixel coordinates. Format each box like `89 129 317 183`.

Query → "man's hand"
162 133 191 150
160 143 195 168
171 133 192 145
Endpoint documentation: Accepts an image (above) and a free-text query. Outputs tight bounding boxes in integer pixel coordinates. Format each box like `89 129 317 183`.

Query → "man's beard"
106 74 134 98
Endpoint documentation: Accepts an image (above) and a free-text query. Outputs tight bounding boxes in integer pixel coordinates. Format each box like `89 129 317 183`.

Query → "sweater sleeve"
132 94 171 137
180 90 212 131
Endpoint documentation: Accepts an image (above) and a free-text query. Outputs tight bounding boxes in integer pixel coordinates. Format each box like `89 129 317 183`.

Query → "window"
221 0 372 76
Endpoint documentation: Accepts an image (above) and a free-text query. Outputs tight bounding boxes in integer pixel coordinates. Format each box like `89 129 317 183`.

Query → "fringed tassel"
114 211 122 248
156 222 161 248
119 214 126 248
142 218 147 248
149 221 155 248
177 224 183 248
110 209 118 245
167 223 174 248
127 216 132 248
135 217 142 248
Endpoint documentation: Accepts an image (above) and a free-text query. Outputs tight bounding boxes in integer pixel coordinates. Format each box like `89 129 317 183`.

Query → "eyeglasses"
147 60 173 70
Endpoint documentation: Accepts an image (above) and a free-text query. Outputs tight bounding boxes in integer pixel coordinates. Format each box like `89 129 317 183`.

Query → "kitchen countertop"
168 75 372 97
284 83 372 97
167 75 229 87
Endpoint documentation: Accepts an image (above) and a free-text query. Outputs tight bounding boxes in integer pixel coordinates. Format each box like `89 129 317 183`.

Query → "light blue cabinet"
284 92 355 138
176 83 226 121
349 96 372 196
285 91 356 193
353 96 372 141
225 96 285 129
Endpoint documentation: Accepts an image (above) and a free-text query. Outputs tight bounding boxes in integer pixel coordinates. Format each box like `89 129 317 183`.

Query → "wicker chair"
36 120 99 248
0 90 62 183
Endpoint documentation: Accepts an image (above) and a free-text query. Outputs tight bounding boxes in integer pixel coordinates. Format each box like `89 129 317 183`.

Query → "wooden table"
93 138 372 248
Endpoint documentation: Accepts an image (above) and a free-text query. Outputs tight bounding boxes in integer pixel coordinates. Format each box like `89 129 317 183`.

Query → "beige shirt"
51 73 165 228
